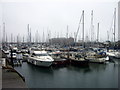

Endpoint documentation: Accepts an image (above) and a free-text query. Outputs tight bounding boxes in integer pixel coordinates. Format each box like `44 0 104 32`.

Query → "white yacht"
106 50 120 59
27 51 54 67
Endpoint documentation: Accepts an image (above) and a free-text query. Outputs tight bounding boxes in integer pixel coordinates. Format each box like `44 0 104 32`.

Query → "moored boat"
27 50 54 67
106 50 120 60
61 52 89 66
85 51 108 64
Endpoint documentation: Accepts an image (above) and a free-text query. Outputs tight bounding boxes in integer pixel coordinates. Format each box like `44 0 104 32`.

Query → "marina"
0 0 120 89
1 45 119 88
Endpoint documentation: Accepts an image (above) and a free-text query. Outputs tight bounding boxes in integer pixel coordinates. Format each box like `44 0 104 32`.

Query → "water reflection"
66 65 91 74
89 63 107 72
15 61 118 88
28 63 54 74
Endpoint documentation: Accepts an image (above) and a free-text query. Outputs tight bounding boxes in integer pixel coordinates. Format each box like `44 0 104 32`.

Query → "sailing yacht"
106 8 120 60
85 49 109 64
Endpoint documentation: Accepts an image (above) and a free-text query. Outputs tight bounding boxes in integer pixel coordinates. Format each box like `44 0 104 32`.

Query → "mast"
17 34 19 44
27 24 30 43
23 36 24 43
14 36 15 43
97 23 99 42
30 28 31 43
3 22 5 43
75 11 83 44
49 30 51 45
35 30 38 43
11 33 13 44
107 30 109 41
113 8 116 47
5 33 7 44
91 10 93 46
42 29 44 43
47 30 49 43
66 25 69 39
82 10 85 48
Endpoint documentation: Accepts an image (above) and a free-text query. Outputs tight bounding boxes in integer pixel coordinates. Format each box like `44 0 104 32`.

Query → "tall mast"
48 30 51 44
17 34 19 44
42 29 44 43
82 10 85 48
91 10 93 43
66 25 69 39
30 27 31 43
11 33 13 43
47 29 49 43
6 33 7 43
113 8 116 45
14 36 15 43
107 31 109 41
3 22 5 43
35 30 38 43
75 11 83 43
97 23 99 42
27 24 30 43
23 36 24 43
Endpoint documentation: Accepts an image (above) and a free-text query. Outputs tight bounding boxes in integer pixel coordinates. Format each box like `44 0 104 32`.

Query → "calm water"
15 61 119 88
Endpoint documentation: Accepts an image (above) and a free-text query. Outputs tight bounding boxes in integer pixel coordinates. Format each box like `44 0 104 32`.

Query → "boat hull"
52 58 70 66
27 58 53 67
61 56 89 66
70 59 89 67
86 58 106 64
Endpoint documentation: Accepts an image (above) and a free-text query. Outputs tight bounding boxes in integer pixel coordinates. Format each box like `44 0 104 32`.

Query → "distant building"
118 1 120 41
49 37 74 46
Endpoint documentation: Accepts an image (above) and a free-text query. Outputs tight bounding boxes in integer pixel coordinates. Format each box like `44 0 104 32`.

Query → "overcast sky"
0 0 119 42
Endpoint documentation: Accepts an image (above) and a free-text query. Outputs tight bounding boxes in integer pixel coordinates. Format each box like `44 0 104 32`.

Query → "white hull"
106 51 120 59
87 58 105 63
27 58 53 67
86 57 109 63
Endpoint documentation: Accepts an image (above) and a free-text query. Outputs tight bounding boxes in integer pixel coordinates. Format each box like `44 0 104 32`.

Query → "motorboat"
27 50 54 67
106 50 120 59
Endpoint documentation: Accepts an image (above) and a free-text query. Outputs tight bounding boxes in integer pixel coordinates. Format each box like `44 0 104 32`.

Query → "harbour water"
15 61 118 88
